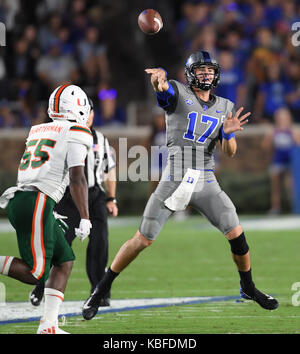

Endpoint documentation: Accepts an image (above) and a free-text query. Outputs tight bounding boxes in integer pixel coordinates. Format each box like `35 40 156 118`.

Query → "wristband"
221 126 235 141
156 82 175 98
106 197 117 203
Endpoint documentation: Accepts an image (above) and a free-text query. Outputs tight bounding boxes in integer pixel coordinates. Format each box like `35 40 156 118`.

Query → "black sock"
35 281 45 291
95 267 119 297
239 269 255 295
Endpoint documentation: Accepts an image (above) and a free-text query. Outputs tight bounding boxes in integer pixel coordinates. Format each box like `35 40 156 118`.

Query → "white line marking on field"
1 215 300 234
0 296 239 324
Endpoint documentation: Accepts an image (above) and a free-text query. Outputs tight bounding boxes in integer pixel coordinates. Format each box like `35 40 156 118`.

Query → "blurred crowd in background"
0 0 299 129
0 0 300 215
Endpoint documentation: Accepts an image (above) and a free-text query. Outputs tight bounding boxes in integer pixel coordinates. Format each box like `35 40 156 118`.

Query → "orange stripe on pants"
30 192 47 280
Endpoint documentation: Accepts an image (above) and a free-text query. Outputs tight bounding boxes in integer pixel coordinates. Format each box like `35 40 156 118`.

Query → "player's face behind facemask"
185 50 220 91
194 65 215 87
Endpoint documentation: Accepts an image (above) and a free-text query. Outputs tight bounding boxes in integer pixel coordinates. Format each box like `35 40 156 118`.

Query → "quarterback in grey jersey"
82 51 278 320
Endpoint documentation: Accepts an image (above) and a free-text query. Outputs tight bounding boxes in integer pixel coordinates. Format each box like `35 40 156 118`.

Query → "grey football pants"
139 172 240 240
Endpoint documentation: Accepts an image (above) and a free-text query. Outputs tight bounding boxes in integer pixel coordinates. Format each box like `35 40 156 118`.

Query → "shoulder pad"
170 79 190 95
169 79 178 88
95 129 104 139
68 124 93 148
217 97 235 113
226 99 235 113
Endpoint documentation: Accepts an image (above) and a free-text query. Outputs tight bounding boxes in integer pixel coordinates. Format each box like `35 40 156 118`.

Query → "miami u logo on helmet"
77 98 87 106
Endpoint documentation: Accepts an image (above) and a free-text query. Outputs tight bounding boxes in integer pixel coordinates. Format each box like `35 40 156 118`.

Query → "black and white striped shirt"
85 128 116 190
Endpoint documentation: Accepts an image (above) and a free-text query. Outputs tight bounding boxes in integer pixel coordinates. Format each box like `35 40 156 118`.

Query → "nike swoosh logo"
216 110 224 113
82 302 91 310
266 294 274 300
207 180 214 183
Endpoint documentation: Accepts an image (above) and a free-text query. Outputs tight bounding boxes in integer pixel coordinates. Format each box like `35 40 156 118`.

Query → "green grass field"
0 216 299 334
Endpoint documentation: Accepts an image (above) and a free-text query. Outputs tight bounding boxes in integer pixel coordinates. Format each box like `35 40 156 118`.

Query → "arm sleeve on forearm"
156 82 178 112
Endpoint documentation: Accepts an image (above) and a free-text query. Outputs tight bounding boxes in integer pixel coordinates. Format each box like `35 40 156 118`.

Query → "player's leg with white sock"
37 261 73 333
42 288 64 322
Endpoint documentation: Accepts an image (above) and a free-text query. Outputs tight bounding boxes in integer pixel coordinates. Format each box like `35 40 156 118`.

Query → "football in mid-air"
138 9 163 35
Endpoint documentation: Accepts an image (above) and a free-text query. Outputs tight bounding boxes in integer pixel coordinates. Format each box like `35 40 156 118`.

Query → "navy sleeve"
156 82 178 113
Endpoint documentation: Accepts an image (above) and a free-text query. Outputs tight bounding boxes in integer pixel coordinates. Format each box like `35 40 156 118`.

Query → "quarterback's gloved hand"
75 219 92 242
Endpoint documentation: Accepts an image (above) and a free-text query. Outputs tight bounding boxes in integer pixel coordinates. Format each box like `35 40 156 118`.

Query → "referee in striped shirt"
30 98 118 307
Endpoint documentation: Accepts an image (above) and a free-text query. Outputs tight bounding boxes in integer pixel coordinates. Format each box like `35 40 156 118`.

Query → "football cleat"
82 290 104 320
29 284 45 307
240 284 279 310
90 287 111 307
240 287 252 300
99 297 110 307
37 319 70 334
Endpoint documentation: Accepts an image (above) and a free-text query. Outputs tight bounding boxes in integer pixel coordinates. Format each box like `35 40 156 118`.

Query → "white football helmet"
48 84 91 125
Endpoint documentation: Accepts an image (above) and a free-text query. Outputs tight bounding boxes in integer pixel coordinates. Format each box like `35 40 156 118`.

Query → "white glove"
75 219 92 242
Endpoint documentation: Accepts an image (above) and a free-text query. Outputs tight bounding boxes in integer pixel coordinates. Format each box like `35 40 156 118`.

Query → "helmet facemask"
190 64 220 91
185 51 221 91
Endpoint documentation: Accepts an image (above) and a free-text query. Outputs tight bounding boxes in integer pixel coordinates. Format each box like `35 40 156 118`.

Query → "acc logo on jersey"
184 99 194 106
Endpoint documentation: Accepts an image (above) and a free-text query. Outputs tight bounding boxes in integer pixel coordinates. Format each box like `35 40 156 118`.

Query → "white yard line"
1 215 300 234
0 295 239 324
